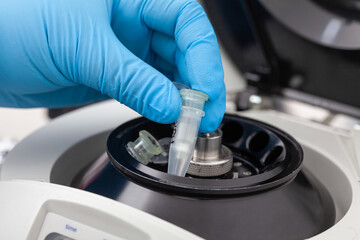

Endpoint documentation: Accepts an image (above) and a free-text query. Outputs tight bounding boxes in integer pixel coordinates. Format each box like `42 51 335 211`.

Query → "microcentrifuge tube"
167 89 209 176
126 130 167 165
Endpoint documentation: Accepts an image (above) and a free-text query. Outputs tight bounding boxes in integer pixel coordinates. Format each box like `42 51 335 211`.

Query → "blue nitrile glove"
0 0 225 133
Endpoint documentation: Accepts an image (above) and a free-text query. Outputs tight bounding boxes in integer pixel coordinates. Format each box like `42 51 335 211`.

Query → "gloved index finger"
142 0 225 133
143 0 223 95
142 0 192 38
142 0 215 55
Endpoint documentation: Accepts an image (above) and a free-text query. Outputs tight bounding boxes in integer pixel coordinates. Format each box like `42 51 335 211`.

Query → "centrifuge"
1 0 360 239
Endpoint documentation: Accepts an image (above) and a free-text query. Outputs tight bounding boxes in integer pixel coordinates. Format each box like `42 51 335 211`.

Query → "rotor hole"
248 131 269 153
221 121 243 144
264 146 284 166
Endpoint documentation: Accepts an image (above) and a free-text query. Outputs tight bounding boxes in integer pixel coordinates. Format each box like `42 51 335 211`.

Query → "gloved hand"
0 0 225 133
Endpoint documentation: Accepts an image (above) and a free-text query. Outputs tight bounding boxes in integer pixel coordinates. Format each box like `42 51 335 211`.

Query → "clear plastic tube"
126 130 167 165
167 89 209 176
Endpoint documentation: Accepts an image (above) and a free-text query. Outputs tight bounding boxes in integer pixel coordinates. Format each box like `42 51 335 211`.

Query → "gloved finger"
145 0 223 99
0 86 109 108
110 0 152 60
152 54 176 75
151 32 177 64
169 62 224 133
200 84 226 133
75 27 182 124
173 68 190 87
142 0 225 132
150 33 194 89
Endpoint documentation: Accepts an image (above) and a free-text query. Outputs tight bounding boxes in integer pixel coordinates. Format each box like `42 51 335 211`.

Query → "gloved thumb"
74 27 181 124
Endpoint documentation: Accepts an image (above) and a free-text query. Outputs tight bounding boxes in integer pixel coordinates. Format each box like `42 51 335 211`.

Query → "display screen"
45 232 75 240
38 212 125 240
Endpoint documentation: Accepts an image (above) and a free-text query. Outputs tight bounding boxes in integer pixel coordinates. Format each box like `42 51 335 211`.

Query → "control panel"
38 213 124 240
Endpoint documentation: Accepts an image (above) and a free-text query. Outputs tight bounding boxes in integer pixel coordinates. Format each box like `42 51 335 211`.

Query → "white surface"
0 180 201 240
1 100 137 182
0 108 48 140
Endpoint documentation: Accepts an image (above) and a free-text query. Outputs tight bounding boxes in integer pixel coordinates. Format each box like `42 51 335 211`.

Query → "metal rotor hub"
187 129 233 177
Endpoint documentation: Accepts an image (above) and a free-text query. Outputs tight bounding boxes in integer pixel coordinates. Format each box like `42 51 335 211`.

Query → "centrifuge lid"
203 0 360 118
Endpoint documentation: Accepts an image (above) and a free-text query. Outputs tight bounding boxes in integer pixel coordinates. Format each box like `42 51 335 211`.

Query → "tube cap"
126 130 167 165
179 89 209 110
